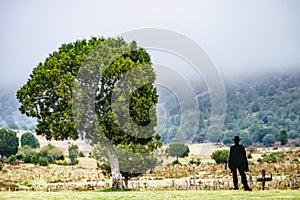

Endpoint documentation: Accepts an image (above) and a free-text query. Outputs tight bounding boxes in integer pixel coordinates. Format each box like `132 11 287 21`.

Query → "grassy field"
0 190 299 200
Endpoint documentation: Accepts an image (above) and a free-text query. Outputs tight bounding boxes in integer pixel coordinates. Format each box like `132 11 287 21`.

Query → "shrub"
172 159 181 165
211 149 230 164
79 151 85 157
0 162 4 170
8 155 16 164
262 154 277 163
40 144 64 163
16 153 25 160
68 144 79 165
247 153 252 159
38 156 49 166
30 152 41 165
293 158 299 163
189 158 201 166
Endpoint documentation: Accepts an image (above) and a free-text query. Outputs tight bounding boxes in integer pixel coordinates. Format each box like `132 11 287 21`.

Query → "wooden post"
257 169 272 190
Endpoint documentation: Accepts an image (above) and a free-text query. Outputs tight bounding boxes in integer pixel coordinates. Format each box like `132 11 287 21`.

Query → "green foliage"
189 158 201 166
40 144 64 162
239 131 253 147
94 143 160 186
166 142 190 161
0 161 4 170
172 159 181 165
262 154 277 163
0 128 19 159
68 144 79 165
19 144 64 165
79 151 85 157
262 134 276 147
279 130 288 146
160 72 300 145
211 149 229 164
15 153 25 160
21 132 40 148
38 156 49 166
8 155 16 164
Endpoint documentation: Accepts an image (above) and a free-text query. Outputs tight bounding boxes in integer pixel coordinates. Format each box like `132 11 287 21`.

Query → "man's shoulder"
230 144 245 149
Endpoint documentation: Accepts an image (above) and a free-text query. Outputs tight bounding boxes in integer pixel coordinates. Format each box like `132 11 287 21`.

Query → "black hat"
233 136 241 141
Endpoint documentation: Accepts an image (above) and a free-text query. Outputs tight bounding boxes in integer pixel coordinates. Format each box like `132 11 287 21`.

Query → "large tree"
0 128 19 160
16 37 161 189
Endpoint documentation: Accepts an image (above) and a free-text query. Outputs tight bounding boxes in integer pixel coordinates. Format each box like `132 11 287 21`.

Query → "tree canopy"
166 142 190 161
16 37 161 189
0 128 19 160
21 132 40 148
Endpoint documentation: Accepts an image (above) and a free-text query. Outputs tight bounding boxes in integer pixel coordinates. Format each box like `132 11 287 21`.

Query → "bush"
68 144 79 165
0 162 4 170
79 151 85 157
38 156 49 166
262 154 277 163
189 158 201 166
16 153 25 160
8 155 16 164
211 149 230 164
30 152 41 165
293 158 299 163
40 144 64 163
21 132 40 148
172 159 181 165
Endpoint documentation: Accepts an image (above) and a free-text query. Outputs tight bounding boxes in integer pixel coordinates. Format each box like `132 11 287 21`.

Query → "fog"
0 0 300 91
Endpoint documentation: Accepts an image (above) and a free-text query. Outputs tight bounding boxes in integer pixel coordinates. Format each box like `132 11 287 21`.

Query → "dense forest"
1 70 300 147
158 70 300 146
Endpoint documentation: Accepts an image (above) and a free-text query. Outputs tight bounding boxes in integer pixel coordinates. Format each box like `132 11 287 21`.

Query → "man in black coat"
228 136 252 191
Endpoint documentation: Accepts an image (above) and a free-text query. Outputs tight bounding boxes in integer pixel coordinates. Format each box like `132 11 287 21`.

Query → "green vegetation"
21 132 40 148
159 72 300 146
0 128 19 160
0 190 300 200
68 143 79 165
211 149 229 165
17 144 64 166
16 37 161 189
95 143 161 188
279 129 288 146
166 142 190 162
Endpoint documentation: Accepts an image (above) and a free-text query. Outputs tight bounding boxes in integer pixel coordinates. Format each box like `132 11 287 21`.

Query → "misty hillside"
0 90 36 131
158 71 300 145
1 71 300 147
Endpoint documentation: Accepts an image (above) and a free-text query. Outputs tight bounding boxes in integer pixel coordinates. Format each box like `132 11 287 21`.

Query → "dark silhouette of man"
228 136 252 191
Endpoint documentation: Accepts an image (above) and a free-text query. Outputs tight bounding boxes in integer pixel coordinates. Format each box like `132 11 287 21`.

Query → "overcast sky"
1 0 300 91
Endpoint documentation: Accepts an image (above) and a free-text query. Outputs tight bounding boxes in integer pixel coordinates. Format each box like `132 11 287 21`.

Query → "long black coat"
228 144 249 171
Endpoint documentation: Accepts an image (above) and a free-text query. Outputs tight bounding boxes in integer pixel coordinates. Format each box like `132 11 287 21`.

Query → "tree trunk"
103 140 123 189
